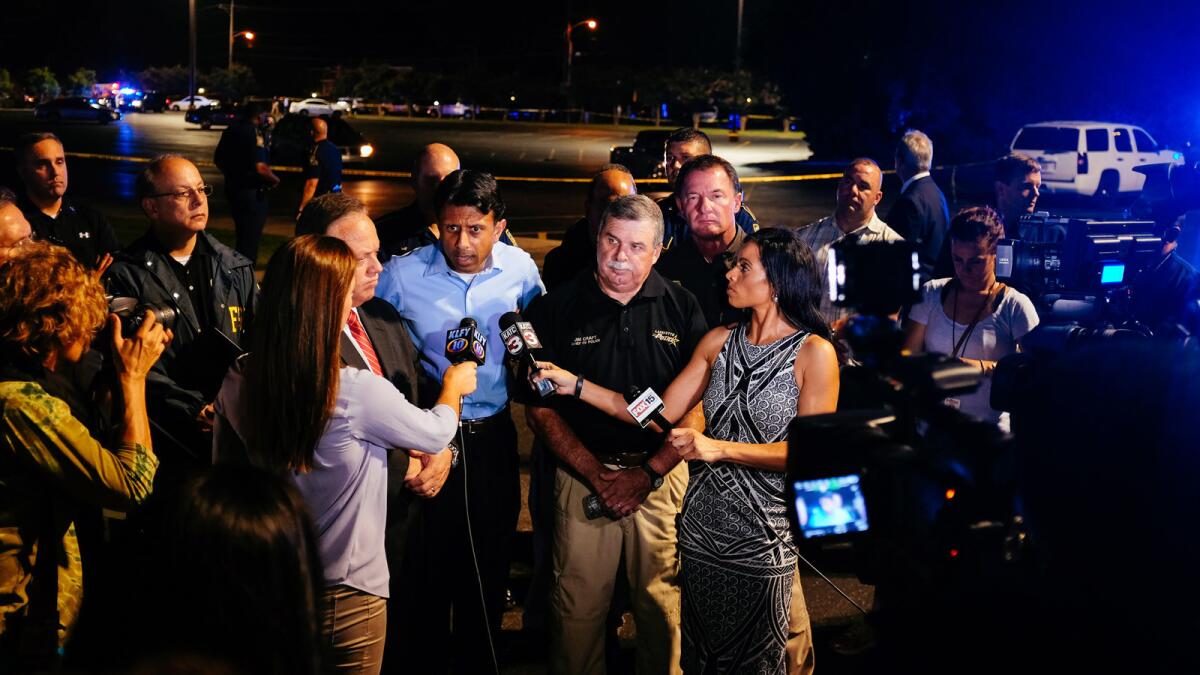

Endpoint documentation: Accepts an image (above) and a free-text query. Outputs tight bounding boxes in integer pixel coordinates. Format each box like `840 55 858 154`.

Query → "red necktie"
346 311 383 377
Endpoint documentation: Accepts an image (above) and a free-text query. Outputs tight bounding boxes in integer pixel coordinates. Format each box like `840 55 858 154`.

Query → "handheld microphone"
498 311 555 397
445 317 487 366
624 386 674 431
583 386 674 520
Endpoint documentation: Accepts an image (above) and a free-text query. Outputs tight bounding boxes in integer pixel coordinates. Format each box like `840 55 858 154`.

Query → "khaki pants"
323 585 387 675
787 568 815 675
549 464 688 675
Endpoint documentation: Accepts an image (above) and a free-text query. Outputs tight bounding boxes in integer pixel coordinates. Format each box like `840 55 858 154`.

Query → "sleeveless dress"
678 323 809 674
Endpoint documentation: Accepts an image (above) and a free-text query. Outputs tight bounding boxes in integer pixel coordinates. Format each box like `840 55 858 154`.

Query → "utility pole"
188 0 197 109
735 0 744 71
227 0 235 69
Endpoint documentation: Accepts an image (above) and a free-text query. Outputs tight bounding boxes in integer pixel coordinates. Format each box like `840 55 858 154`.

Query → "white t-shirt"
908 278 1040 427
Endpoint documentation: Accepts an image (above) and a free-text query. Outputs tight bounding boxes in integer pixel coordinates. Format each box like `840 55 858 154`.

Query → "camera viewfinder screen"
793 474 869 539
1099 262 1126 285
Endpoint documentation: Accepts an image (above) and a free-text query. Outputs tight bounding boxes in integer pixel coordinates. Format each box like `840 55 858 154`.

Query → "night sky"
4 0 1199 158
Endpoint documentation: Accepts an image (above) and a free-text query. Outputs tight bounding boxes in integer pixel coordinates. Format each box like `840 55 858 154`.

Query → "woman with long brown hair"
214 235 476 674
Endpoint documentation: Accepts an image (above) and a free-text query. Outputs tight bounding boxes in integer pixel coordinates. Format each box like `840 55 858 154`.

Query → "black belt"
592 451 649 469
460 406 511 435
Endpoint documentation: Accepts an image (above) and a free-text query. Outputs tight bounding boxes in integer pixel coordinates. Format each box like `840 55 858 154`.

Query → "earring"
772 295 779 303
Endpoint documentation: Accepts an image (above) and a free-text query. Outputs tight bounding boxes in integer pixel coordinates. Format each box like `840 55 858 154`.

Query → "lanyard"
950 281 998 359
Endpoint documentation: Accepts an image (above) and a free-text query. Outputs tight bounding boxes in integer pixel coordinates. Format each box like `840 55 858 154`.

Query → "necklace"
950 279 997 359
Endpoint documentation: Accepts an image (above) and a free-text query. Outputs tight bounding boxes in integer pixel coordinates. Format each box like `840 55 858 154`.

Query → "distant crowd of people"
0 117 1196 675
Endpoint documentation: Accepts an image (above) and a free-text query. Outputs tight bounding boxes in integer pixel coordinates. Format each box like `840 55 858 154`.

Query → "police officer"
524 194 708 675
15 132 120 270
374 143 522 263
656 155 752 328
214 101 279 263
657 128 757 249
106 155 257 470
295 117 343 226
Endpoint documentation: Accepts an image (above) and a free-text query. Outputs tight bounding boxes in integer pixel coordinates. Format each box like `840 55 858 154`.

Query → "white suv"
1010 121 1183 199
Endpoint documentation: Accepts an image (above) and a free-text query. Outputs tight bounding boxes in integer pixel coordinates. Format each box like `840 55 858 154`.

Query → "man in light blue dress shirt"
376 169 543 673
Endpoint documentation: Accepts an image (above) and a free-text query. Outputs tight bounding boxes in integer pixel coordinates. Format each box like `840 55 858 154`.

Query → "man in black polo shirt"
541 163 637 291
655 154 748 328
525 194 707 675
657 128 757 249
15 132 120 270
295 117 343 221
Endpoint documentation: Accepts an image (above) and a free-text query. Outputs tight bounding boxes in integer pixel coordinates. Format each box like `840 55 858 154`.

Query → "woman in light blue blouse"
214 235 477 674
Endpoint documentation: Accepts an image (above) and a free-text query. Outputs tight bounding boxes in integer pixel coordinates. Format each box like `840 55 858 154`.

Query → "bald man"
542 163 637 290
296 116 344 222
106 154 258 465
0 190 33 260
375 142 519 262
795 158 904 324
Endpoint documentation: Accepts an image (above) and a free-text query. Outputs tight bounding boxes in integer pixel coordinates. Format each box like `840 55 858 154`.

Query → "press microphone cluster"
498 311 555 397
445 318 487 366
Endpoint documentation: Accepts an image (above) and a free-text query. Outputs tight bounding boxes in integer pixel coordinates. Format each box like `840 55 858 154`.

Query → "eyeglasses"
0 235 33 252
148 184 213 201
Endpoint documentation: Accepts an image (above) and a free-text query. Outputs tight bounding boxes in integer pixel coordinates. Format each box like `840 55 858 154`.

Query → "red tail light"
1077 152 1089 174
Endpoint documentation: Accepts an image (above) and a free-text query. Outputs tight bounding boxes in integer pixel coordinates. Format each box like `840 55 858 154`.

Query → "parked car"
334 98 360 113
270 113 375 165
1010 121 1185 200
425 101 474 119
185 103 241 129
136 92 170 113
33 98 121 124
171 95 217 111
290 98 335 116
609 129 672 179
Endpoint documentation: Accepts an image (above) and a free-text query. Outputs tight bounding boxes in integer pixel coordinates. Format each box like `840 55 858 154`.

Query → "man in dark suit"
300 192 445 674
887 129 950 281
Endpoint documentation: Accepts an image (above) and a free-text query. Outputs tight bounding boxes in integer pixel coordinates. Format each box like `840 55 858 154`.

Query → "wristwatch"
641 463 664 490
447 441 460 469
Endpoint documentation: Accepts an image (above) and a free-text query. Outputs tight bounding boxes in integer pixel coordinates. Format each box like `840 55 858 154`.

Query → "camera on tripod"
996 214 1161 324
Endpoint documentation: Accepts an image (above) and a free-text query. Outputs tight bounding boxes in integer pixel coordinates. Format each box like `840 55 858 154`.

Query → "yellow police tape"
0 147 845 184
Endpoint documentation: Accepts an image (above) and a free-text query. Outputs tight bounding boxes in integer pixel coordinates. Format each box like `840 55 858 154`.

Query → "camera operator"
1130 217 1200 334
105 155 258 474
903 206 1039 430
0 243 170 669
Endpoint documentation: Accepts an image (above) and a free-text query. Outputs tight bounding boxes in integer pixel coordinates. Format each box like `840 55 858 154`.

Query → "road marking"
0 147 845 184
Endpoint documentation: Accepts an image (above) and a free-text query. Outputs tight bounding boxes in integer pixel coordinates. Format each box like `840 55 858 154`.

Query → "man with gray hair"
524 193 707 675
887 129 949 280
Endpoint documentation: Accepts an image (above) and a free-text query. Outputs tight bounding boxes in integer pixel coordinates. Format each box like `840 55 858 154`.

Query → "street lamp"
230 30 255 68
564 18 597 89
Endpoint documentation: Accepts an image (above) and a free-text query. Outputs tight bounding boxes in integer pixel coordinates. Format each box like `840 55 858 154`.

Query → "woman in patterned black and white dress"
537 228 839 674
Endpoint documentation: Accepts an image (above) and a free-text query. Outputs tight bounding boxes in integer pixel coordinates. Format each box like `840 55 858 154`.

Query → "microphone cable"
457 412 501 675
